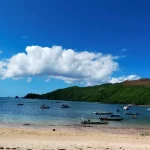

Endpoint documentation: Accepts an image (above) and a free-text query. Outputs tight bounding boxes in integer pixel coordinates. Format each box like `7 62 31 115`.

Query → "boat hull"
40 107 50 109
81 121 108 125
100 117 123 121
61 106 70 108
93 112 113 115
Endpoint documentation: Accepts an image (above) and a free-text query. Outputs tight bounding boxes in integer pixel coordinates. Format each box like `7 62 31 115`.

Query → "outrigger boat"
81 119 108 125
99 117 123 121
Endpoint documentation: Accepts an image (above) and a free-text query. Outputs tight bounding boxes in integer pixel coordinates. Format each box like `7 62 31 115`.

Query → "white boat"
147 108 150 111
123 106 129 110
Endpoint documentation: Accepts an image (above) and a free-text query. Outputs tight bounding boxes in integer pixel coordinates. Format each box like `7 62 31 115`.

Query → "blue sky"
0 0 149 97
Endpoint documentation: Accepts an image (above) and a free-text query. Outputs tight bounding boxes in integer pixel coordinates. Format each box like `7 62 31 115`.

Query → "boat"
17 104 24 106
40 104 50 109
61 104 71 108
123 106 129 110
110 114 121 117
124 112 139 115
147 108 150 111
99 117 123 121
81 119 108 125
93 112 113 115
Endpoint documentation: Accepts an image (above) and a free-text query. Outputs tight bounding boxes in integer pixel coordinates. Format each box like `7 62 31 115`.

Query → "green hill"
24 79 150 105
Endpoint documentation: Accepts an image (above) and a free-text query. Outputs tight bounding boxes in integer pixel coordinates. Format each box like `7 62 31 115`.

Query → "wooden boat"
99 117 123 121
124 112 139 115
81 120 108 125
40 105 50 109
17 104 24 106
61 104 71 108
93 112 113 115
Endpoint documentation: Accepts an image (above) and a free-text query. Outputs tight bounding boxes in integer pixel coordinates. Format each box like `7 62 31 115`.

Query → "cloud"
0 45 119 84
0 45 139 85
27 77 32 82
0 60 7 77
121 48 127 53
0 50 3 54
117 48 127 58
13 77 23 80
109 75 140 84
49 75 78 84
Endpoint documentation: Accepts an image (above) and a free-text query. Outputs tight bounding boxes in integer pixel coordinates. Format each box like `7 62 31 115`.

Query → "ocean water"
0 98 150 128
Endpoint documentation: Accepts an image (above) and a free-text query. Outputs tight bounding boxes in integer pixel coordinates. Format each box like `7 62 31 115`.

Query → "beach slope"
0 126 150 150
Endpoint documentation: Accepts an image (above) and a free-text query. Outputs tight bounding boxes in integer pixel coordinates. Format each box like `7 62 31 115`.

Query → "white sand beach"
0 125 150 150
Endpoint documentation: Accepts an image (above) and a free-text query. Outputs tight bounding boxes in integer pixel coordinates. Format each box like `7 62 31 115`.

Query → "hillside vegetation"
24 79 150 105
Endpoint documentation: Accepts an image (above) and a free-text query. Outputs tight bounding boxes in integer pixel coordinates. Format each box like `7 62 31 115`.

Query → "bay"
0 98 150 128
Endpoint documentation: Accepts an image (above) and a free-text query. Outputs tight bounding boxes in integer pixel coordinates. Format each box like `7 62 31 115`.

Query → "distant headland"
24 78 150 105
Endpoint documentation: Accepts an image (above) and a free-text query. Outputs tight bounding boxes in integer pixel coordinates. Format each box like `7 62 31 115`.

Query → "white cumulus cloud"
109 75 140 84
0 45 140 85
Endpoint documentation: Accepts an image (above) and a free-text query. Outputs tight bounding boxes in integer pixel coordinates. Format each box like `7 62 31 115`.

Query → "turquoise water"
0 98 150 128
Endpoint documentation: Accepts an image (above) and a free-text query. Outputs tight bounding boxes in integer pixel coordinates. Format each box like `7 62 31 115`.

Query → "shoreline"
10 97 150 106
1 121 150 130
0 125 150 150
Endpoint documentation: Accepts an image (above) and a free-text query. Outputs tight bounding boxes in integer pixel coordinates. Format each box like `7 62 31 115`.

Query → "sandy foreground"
0 125 150 150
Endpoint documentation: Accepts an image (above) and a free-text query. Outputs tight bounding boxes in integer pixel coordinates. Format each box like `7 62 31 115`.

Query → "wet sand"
0 125 150 150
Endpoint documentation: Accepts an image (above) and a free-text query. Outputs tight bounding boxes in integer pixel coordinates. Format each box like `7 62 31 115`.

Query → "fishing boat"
17 104 24 106
99 117 123 121
40 104 50 109
124 112 139 115
81 119 108 125
93 112 113 115
61 104 71 108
